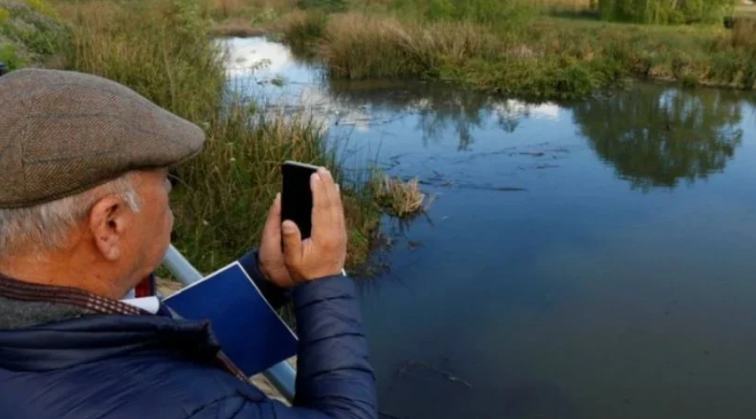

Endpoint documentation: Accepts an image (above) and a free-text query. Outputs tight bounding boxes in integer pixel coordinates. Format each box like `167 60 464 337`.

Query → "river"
225 37 756 419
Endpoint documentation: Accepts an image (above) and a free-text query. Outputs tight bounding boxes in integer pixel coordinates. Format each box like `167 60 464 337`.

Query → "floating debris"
371 174 433 218
396 360 473 390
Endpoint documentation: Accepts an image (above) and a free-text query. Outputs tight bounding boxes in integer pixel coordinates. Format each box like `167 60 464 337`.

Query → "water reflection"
224 37 751 193
327 80 560 151
223 37 756 419
329 80 747 190
223 37 561 151
572 86 744 191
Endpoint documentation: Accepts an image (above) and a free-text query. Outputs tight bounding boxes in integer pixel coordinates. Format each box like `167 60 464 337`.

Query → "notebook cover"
164 262 297 376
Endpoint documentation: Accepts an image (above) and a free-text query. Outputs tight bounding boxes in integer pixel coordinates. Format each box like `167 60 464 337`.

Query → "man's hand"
259 167 347 287
283 168 347 282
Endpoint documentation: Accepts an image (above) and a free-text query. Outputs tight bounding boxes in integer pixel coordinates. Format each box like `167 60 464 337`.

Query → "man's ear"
89 196 130 261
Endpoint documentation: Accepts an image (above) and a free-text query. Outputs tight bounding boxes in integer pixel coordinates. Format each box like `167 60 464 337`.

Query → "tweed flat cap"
0 69 205 209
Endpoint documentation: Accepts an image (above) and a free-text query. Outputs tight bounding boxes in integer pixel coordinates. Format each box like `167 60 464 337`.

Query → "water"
225 37 756 419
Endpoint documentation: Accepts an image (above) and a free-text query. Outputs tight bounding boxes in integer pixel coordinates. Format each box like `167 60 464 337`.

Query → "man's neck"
0 250 126 299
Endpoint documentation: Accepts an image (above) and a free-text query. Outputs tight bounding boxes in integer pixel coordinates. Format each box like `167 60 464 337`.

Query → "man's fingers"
312 169 331 209
281 220 303 264
262 193 282 240
320 169 343 212
311 169 333 239
265 194 281 226
321 171 345 234
317 169 343 231
272 192 282 215
329 181 346 232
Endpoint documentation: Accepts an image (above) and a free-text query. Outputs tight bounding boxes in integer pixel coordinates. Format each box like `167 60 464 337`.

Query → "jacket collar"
0 273 245 379
0 312 221 372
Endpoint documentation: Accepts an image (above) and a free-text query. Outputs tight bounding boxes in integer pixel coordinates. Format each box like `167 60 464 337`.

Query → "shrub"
0 0 70 68
598 0 736 24
0 43 20 68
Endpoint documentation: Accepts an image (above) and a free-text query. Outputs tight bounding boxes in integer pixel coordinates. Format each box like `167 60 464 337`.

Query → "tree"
572 85 744 191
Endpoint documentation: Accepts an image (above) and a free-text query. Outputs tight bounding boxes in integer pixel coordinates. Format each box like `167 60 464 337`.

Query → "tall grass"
172 106 379 271
390 0 539 25
55 0 381 273
281 7 756 99
209 0 300 19
63 0 224 122
300 13 499 79
281 10 328 51
539 0 594 11
284 12 613 99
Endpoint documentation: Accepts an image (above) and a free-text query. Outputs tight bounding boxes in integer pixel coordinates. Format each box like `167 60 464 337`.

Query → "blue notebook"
164 262 298 377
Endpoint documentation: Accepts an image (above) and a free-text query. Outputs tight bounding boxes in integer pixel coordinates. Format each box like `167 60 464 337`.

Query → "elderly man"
0 69 376 419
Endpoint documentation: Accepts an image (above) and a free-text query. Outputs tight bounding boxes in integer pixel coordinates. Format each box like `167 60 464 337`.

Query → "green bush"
598 0 736 24
0 0 70 68
0 43 20 68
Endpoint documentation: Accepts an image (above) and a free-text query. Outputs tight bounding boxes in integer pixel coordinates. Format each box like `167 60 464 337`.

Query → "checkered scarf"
0 272 146 316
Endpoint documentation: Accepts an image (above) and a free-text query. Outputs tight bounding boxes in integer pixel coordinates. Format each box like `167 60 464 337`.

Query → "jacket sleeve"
237 250 290 309
291 275 377 418
189 274 377 419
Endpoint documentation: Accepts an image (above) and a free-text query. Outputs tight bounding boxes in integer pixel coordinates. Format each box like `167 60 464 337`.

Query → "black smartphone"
281 160 319 239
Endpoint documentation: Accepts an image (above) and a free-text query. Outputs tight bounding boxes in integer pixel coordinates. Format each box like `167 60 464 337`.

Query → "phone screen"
281 161 318 239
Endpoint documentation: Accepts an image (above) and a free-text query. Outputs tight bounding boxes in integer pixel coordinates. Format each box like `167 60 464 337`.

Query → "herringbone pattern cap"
0 69 205 209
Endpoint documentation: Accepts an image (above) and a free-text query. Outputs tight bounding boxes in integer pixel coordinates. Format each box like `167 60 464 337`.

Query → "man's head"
0 69 205 298
0 169 174 297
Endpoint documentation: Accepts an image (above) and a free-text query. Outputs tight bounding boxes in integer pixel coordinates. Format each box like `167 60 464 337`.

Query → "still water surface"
226 37 756 419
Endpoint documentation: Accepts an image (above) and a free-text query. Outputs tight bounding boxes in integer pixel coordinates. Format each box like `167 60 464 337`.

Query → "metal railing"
163 245 297 401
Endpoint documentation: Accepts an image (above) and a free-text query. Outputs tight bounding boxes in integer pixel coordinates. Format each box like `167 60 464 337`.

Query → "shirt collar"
120 296 161 314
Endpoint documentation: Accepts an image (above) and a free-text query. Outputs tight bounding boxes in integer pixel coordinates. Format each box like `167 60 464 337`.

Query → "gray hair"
0 173 142 256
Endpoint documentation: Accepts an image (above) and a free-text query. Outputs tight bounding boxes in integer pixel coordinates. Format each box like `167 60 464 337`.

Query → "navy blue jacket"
0 253 377 419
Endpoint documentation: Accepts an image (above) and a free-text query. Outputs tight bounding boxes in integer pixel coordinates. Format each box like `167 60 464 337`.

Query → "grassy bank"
41 0 385 274
271 1 756 100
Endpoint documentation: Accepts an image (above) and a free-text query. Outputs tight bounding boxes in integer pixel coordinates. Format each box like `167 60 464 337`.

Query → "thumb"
281 220 303 264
